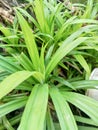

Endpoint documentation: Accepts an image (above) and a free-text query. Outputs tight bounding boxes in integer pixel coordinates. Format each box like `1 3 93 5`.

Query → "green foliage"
0 0 98 129
18 84 48 130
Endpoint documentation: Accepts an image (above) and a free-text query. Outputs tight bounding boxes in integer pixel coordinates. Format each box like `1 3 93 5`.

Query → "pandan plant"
0 0 98 130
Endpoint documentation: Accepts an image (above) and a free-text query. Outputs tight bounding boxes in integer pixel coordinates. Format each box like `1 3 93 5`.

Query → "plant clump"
0 0 98 130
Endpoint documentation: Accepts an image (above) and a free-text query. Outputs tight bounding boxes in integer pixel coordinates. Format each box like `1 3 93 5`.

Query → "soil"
0 0 25 24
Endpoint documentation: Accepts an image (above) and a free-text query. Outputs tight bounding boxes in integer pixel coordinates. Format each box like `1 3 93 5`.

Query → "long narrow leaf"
46 37 88 79
0 71 32 99
18 84 48 130
78 126 98 130
0 71 44 99
74 54 90 73
46 25 98 78
0 55 22 73
62 92 98 125
17 8 39 28
14 52 34 71
33 0 50 33
75 116 98 126
16 11 40 71
40 46 45 74
46 108 55 130
74 54 90 79
3 116 14 130
82 0 93 18
50 87 78 130
0 97 27 117
71 80 98 89
0 27 17 44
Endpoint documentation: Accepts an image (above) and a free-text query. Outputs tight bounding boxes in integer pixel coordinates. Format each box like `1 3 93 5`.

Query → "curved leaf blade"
62 92 98 125
0 97 27 117
78 126 98 130
18 84 48 130
16 11 40 71
0 71 44 99
74 54 90 79
0 55 22 73
46 25 98 79
50 87 78 130
46 108 55 130
46 37 87 79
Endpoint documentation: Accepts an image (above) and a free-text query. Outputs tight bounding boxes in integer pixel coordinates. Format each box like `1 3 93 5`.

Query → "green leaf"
50 87 78 130
0 55 22 73
40 46 45 74
53 76 76 90
32 71 44 83
71 80 98 89
74 54 90 79
46 24 98 79
14 52 34 71
82 0 93 18
2 116 14 130
45 44 54 66
0 27 17 44
18 84 48 130
54 16 77 42
33 0 50 33
0 97 27 117
71 19 98 24
78 126 98 130
0 71 44 99
17 8 39 28
0 114 21 130
75 116 98 126
0 71 9 81
46 108 55 130
46 37 88 79
16 11 40 71
62 92 98 125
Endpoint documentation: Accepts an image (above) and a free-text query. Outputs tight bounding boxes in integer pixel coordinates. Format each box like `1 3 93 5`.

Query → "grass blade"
17 8 39 28
62 92 98 125
40 46 45 74
71 80 98 89
46 24 98 79
14 52 34 71
75 116 98 126
16 11 40 71
46 37 88 79
0 27 17 44
33 0 50 33
0 55 22 73
50 87 78 130
78 126 98 130
0 71 32 99
0 97 27 117
2 116 14 130
18 84 48 130
0 71 44 99
82 0 93 18
74 54 90 79
46 108 55 130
